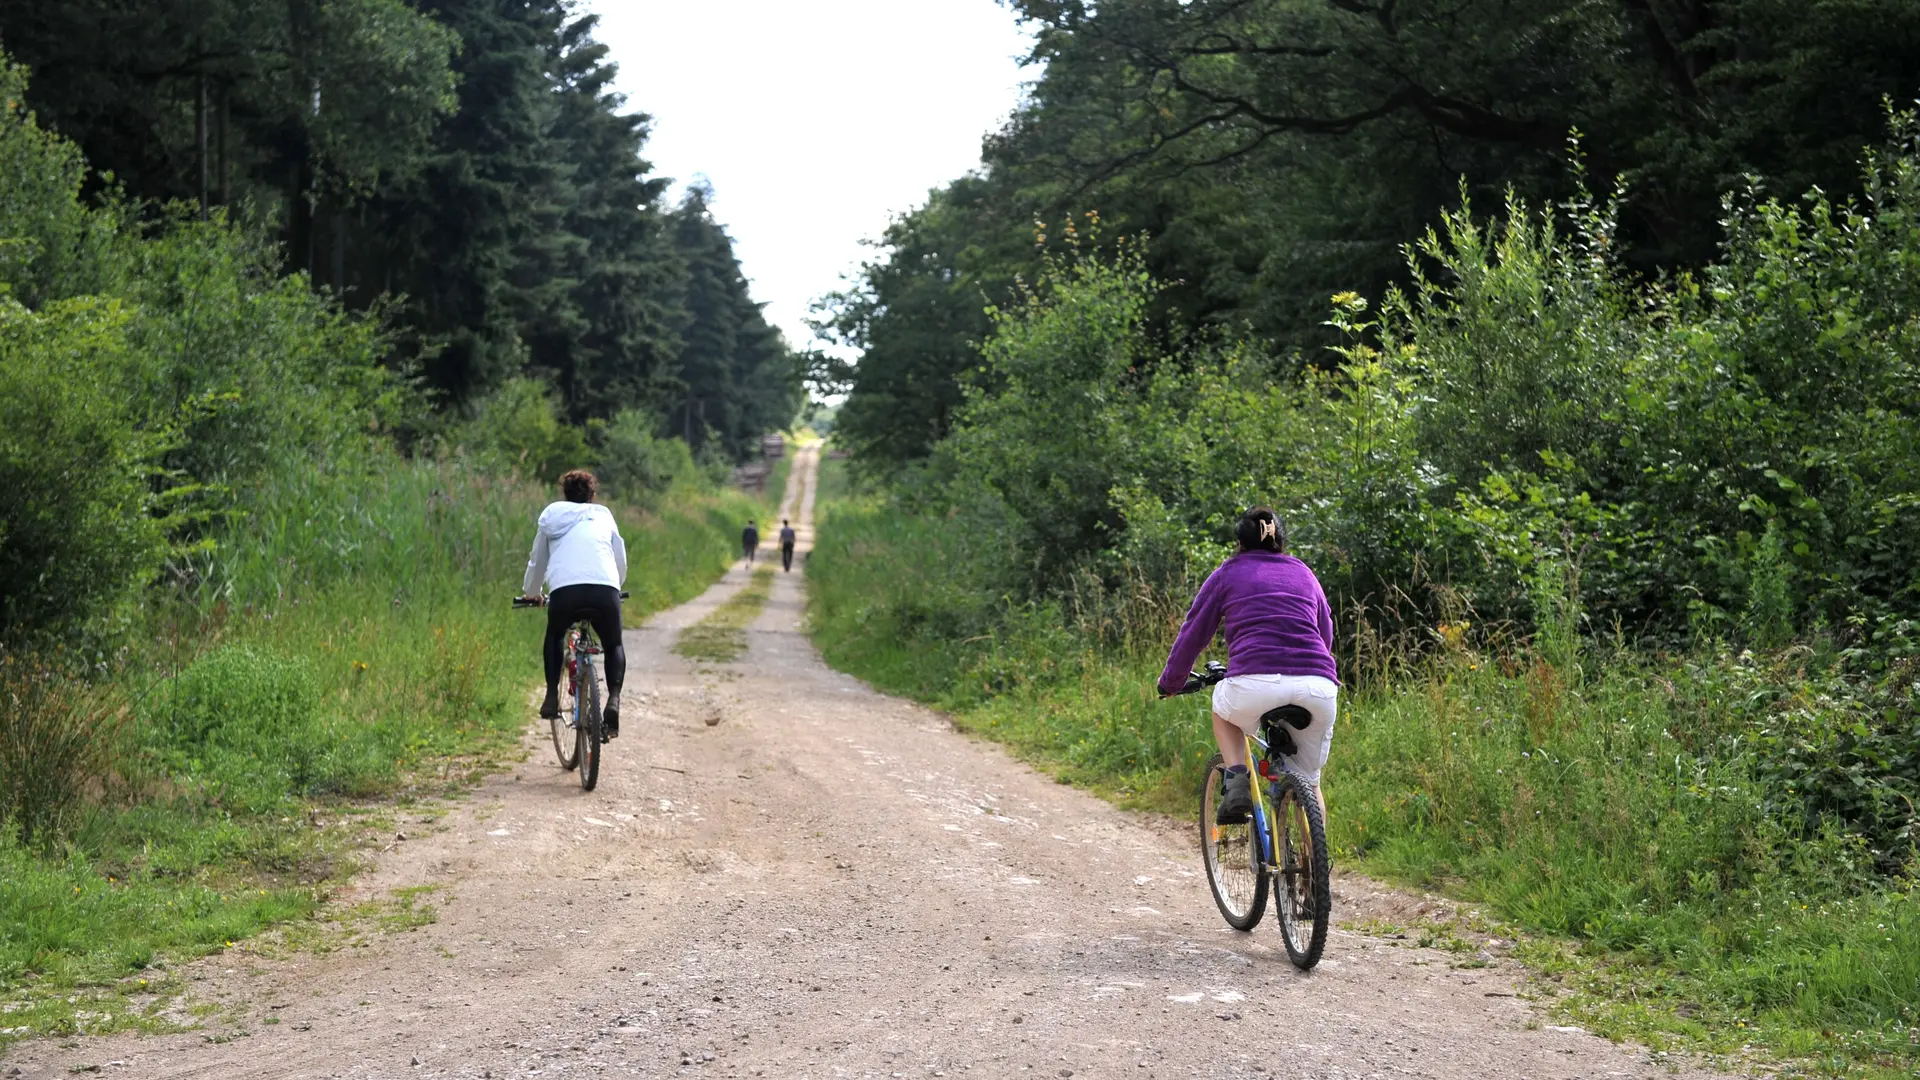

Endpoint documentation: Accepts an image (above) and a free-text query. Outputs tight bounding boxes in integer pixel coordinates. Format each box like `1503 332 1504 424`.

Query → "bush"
461 376 593 485
0 298 168 636
144 645 371 811
0 60 114 305
595 408 701 502
0 650 121 847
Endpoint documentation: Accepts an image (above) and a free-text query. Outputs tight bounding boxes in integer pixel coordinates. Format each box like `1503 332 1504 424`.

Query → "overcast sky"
586 0 1036 354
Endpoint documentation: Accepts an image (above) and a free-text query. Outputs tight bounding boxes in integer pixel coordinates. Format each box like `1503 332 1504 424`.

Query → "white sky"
586 0 1036 355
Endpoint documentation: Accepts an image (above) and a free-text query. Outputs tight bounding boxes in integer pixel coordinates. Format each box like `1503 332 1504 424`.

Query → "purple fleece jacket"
1157 551 1339 695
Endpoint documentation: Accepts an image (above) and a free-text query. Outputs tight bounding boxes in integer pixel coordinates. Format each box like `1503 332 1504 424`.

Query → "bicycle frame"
1242 730 1279 873
562 627 603 724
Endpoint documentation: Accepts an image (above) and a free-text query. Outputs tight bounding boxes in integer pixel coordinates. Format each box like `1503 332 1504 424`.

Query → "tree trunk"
332 211 346 293
288 159 313 278
217 86 230 207
196 76 208 219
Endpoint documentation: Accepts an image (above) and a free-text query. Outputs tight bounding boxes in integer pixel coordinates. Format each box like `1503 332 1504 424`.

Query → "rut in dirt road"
3 444 1733 1080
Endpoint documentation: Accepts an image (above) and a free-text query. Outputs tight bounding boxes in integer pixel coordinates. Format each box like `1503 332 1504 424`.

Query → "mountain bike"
1170 661 1332 970
513 590 627 792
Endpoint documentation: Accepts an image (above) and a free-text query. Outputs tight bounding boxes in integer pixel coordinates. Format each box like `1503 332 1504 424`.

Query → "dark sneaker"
539 688 560 720
601 698 619 740
1215 767 1253 825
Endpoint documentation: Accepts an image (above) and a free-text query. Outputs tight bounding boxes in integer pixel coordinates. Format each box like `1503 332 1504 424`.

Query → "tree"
830 0 1920 473
523 12 684 424
812 175 1024 472
0 0 458 268
665 186 799 461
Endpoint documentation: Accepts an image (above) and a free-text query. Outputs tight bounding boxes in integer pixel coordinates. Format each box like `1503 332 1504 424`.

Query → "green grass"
805 457 1920 1079
0 454 760 1046
674 565 775 663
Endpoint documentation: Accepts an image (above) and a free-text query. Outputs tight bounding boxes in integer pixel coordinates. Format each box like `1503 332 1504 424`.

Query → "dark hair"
1234 506 1286 553
560 469 597 503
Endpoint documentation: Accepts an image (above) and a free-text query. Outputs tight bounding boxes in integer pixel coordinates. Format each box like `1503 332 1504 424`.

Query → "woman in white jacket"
520 470 629 737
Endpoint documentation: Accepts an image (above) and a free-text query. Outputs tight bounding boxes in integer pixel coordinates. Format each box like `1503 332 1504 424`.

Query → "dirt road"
3 445 1730 1079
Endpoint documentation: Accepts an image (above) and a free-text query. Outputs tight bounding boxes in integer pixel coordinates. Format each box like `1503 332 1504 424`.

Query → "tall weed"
0 652 122 847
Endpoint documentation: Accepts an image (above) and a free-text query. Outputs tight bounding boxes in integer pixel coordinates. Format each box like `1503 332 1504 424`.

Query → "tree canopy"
823 0 1920 473
0 0 798 459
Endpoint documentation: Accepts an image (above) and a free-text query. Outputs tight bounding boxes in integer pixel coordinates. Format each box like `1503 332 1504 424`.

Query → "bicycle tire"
1273 772 1331 969
1199 753 1267 931
553 662 579 771
577 653 602 792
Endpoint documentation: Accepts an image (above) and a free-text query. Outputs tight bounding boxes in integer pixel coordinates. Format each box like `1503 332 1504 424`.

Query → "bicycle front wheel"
1200 753 1267 931
577 654 602 792
1273 772 1331 970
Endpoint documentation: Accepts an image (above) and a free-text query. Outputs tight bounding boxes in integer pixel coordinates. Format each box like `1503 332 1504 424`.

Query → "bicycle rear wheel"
552 663 579 771
1273 772 1331 969
577 653 602 792
1200 753 1267 931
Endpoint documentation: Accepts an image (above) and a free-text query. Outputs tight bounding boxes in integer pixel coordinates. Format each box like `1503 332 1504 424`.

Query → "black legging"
545 584 625 700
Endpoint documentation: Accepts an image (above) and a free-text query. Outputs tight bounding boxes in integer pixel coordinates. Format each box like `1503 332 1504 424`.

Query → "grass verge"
804 455 1920 1080
674 565 776 664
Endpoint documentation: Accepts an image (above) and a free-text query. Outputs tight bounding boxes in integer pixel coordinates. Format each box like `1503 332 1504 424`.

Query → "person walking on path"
742 519 760 565
779 518 797 571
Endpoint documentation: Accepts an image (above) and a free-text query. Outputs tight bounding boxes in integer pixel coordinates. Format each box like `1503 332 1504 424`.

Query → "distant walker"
779 519 797 572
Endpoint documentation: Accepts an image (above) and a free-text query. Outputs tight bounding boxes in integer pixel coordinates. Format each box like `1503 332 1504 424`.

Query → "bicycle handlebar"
511 590 630 609
1164 660 1229 698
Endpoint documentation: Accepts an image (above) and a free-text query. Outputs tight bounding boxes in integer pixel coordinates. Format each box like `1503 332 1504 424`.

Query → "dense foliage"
0 0 800 451
822 0 1920 477
876 130 1920 661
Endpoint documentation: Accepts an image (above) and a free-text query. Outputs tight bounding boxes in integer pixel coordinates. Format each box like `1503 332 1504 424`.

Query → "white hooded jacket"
522 501 628 595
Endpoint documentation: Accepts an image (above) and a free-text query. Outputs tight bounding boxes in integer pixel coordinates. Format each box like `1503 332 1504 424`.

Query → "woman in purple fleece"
1157 507 1339 825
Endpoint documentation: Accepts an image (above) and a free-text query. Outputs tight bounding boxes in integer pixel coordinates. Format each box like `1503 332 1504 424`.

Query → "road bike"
513 590 627 792
1170 661 1332 970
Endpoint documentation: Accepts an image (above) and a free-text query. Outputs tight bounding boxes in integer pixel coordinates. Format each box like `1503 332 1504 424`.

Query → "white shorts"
1212 674 1339 783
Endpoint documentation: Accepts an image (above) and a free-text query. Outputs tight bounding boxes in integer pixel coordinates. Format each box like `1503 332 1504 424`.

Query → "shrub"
0 298 168 636
144 645 368 811
0 59 114 305
595 408 701 502
462 376 593 485
0 650 121 847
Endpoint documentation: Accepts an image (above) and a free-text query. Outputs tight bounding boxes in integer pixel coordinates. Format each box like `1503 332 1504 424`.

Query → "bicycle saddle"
1260 704 1313 730
1259 704 1313 759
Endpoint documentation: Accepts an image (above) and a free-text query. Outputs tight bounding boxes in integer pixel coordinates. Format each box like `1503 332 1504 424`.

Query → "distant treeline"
0 0 797 458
